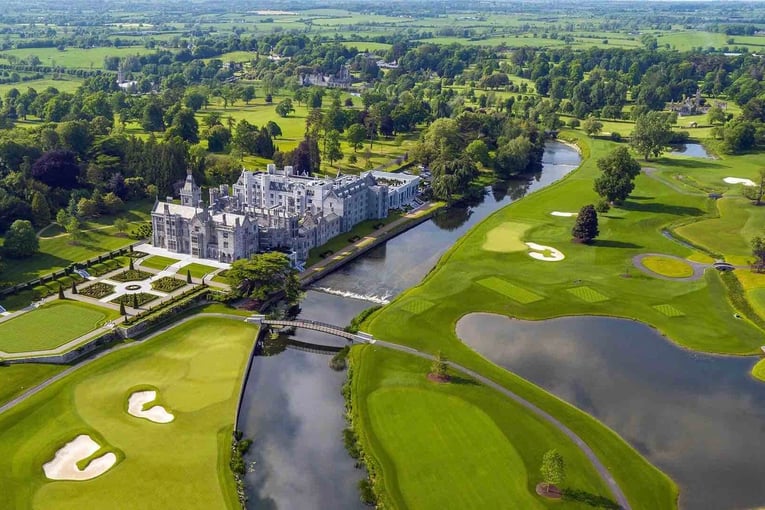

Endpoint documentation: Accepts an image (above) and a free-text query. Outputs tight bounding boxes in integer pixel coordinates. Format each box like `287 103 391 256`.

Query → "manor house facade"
151 165 419 264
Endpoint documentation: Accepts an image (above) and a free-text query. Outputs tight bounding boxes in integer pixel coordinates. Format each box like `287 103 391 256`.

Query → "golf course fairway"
0 316 257 510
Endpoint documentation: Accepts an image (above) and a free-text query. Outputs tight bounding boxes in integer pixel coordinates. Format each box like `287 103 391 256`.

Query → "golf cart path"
632 253 709 281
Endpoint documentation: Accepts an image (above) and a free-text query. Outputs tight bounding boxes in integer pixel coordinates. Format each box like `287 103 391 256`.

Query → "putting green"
482 221 531 253
752 359 765 382
0 301 117 353
0 317 256 510
641 256 694 278
476 277 543 304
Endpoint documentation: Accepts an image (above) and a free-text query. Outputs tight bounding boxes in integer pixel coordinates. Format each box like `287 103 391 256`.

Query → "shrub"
79 282 116 299
595 199 611 213
610 132 622 142
110 292 157 307
567 118 580 128
151 277 186 292
111 269 153 282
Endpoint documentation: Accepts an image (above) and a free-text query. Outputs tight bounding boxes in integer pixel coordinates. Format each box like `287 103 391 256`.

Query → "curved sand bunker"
550 211 577 217
43 435 116 481
723 177 756 187
128 390 174 423
525 242 565 262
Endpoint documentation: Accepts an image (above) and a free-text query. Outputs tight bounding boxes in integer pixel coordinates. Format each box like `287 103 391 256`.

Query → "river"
237 141 583 509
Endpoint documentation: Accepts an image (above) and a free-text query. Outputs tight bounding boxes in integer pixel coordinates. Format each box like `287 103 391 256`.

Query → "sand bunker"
128 390 175 423
723 177 757 187
550 211 577 217
43 435 116 481
525 242 565 262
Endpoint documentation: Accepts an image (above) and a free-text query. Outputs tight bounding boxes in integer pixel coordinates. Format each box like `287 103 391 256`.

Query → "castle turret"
180 170 201 207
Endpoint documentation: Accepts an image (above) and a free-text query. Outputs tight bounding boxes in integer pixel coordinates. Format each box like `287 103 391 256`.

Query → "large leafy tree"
31 150 80 189
3 219 38 258
227 252 301 303
593 146 642 204
752 236 765 273
166 108 199 144
540 449 566 492
630 111 672 160
571 204 599 243
742 169 765 205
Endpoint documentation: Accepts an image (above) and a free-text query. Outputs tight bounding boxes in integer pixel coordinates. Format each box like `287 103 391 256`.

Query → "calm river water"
238 141 584 509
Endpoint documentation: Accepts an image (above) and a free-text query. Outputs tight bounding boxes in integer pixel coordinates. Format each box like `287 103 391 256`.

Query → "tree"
540 450 565 492
71 280 78 294
265 120 282 139
346 123 366 152
141 101 165 132
119 301 126 315
582 117 603 137
241 85 256 104
186 269 192 283
275 98 295 118
630 112 672 160
77 197 98 218
114 217 129 236
227 252 301 303
167 108 199 144
465 139 490 166
3 219 38 258
58 285 65 299
572 204 599 243
752 236 765 273
324 129 343 166
31 192 50 228
593 146 641 204
31 150 80 189
207 125 231 152
708 105 726 125
494 136 534 179
102 192 124 214
430 351 449 381
742 169 765 205
65 216 83 244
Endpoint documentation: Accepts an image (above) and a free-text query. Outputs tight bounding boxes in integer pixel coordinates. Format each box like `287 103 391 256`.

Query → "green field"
0 77 83 96
0 301 118 354
351 346 631 509
0 316 256 510
180 263 219 279
140 255 179 270
0 364 65 407
0 46 158 70
0 200 153 286
641 256 694 278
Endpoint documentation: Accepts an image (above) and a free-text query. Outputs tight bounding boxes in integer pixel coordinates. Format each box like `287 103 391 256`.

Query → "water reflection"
314 141 581 299
239 291 370 509
456 313 765 510
669 143 713 159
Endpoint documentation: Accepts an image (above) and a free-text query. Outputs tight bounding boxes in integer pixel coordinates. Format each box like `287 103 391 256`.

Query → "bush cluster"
79 282 116 299
110 292 157 307
151 277 186 293
111 269 153 282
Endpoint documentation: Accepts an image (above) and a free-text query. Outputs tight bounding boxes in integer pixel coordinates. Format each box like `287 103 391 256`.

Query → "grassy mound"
0 301 117 353
0 317 256 510
641 256 694 278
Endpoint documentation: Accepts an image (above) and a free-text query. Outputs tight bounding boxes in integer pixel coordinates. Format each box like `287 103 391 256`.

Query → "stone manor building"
151 165 419 263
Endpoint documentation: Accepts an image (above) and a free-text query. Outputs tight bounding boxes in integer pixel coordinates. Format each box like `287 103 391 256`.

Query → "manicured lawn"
140 255 180 270
0 364 64 407
0 200 153 285
179 263 219 279
306 212 403 266
0 317 256 510
353 131 765 510
351 347 623 510
0 301 118 354
641 256 694 278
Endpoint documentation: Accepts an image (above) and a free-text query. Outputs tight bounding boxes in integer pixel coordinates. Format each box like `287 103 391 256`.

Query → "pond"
456 313 765 510
668 143 713 159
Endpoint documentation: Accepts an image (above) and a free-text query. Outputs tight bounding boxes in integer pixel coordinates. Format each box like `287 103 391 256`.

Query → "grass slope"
351 346 616 510
0 317 256 510
0 301 118 353
753 359 765 382
0 364 64 407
